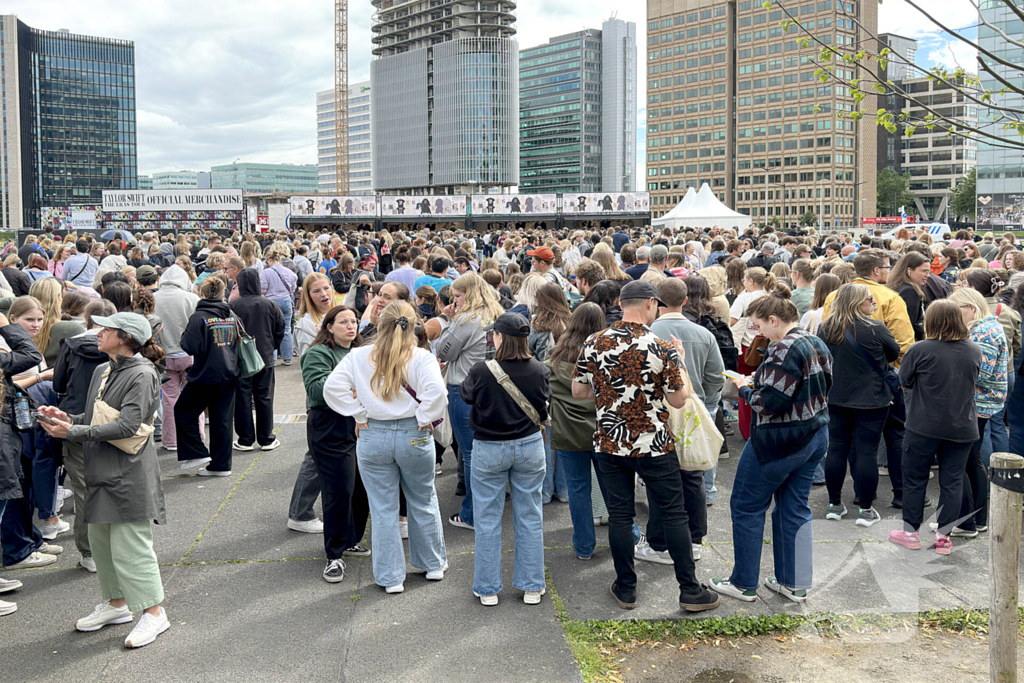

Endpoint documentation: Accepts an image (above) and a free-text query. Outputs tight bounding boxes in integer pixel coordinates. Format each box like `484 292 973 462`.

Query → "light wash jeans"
703 402 719 503
271 296 294 361
471 432 546 596
357 417 446 588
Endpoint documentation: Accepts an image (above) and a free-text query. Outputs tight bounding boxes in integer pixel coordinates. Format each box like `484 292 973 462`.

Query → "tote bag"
232 317 265 379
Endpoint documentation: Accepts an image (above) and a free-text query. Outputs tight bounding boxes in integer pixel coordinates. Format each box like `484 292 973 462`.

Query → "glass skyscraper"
976 0 1024 229
210 162 319 194
0 17 137 229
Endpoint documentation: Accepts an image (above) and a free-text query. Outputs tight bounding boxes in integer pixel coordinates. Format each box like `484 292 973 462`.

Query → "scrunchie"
396 316 409 330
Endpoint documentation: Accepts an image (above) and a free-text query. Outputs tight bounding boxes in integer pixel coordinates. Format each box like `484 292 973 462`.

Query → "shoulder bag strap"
95 367 112 402
484 360 543 427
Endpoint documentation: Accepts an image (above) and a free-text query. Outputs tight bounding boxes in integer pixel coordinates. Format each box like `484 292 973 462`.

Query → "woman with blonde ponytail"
324 300 448 594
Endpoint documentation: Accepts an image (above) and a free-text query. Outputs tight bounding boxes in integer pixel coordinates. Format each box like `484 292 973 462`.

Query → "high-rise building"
644 0 879 230
151 170 211 190
876 34 976 222
519 19 637 195
210 162 318 194
976 1 1023 228
316 81 373 194
138 175 153 190
0 18 137 229
370 0 518 194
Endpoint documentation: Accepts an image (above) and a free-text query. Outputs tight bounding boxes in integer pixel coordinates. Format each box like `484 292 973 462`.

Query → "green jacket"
545 356 597 452
301 343 353 410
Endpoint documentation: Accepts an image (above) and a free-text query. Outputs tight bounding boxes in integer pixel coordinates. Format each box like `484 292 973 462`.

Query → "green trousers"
88 521 164 612
62 442 90 558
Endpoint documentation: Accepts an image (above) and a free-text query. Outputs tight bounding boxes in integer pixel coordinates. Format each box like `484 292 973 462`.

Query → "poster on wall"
102 189 243 212
978 192 1024 228
470 194 556 215
288 196 377 217
39 206 102 230
561 192 651 214
380 195 466 217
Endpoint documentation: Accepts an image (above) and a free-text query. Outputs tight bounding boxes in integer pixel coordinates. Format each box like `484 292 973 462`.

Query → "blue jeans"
356 418 447 587
983 371 1013 467
1007 370 1024 458
703 403 719 501
271 297 294 361
542 429 568 503
448 384 476 525
471 432 546 596
24 429 58 520
728 426 827 591
556 449 609 558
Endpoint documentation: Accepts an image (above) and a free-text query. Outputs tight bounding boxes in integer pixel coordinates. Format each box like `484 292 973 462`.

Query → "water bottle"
14 392 33 431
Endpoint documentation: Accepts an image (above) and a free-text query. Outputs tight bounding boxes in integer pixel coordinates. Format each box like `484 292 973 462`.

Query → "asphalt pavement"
2 362 1015 682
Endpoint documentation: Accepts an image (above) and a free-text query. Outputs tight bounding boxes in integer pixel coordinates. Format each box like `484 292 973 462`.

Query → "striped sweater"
739 326 833 464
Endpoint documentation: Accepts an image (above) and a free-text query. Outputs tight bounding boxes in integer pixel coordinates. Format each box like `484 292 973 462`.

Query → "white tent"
652 183 752 231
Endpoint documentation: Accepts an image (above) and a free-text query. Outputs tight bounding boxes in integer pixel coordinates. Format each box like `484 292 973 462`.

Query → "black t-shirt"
460 359 550 441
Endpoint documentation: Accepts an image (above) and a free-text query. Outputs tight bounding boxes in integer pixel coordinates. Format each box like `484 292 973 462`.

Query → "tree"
875 168 917 217
799 210 818 227
763 0 1024 151
951 167 977 222
769 216 781 228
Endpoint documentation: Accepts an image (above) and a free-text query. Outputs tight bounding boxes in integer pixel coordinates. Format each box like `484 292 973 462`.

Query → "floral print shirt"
573 321 685 458
969 316 1008 418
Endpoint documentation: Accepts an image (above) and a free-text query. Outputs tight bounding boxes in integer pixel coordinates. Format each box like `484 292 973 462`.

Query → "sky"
5 0 983 182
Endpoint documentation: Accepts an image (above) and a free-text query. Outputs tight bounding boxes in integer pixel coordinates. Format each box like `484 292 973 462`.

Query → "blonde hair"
451 271 504 324
948 287 993 326
744 267 777 292
821 283 872 346
590 243 630 280
516 273 545 308
369 300 419 402
28 279 63 354
697 265 728 298
8 296 46 353
298 272 334 325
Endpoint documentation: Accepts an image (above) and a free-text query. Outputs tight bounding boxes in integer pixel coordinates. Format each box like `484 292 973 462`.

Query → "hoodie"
52 329 109 415
153 265 200 357
229 269 285 366
180 298 241 385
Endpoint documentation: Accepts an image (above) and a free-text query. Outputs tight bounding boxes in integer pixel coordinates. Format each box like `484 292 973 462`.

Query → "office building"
210 162 318 194
138 175 153 190
370 0 518 194
316 81 373 194
977 1 1024 228
519 19 637 195
152 170 211 190
644 0 879 230
0 17 137 229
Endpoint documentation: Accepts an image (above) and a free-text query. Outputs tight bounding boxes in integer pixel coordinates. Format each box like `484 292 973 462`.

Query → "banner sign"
471 194 556 215
288 195 377 217
40 206 102 230
71 210 98 231
102 189 244 212
380 195 466 217
862 216 918 225
561 192 650 214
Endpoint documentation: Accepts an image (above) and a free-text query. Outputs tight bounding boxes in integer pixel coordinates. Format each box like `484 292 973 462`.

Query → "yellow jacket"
822 277 915 365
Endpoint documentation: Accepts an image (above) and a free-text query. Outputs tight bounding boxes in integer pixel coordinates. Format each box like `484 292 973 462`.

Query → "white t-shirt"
729 289 768 347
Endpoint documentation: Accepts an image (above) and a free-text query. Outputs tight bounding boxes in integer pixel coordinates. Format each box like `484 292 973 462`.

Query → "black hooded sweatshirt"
180 298 240 385
229 268 285 366
52 331 111 415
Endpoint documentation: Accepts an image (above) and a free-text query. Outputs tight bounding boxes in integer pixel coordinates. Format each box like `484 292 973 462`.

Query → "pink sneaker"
933 534 952 555
889 530 921 550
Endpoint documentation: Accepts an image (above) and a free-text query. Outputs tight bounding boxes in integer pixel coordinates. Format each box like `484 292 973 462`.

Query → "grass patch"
546 567 621 683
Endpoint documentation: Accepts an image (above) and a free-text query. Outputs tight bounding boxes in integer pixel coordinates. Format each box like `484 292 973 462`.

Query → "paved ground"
3 362 1018 682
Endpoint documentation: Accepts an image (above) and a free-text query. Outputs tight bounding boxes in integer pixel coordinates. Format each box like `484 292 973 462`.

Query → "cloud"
924 39 979 73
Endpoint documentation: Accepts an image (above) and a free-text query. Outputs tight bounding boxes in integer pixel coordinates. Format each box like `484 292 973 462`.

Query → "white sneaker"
434 463 442 475
179 457 210 470
197 468 231 477
425 562 449 581
232 440 255 452
524 588 546 605
692 543 703 561
474 591 498 606
0 577 22 593
59 487 73 500
384 583 405 594
124 608 169 648
0 598 16 616
261 438 281 451
634 540 673 565
287 518 324 534
6 552 56 569
75 601 133 632
79 557 97 573
38 543 63 555
163 445 177 452
39 519 70 540
399 520 409 539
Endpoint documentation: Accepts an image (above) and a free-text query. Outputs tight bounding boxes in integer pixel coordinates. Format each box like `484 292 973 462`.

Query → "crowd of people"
0 222 1017 644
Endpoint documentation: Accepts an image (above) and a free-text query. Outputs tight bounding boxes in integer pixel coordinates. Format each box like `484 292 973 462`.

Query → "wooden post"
990 452 1023 683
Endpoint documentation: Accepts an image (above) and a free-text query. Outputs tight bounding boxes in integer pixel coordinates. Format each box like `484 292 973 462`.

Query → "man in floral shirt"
573 280 720 613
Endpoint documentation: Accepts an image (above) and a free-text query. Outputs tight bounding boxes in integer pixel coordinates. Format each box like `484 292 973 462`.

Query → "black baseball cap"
484 312 530 337
619 280 667 308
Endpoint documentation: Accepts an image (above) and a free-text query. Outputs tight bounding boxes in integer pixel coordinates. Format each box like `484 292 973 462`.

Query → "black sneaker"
343 545 371 558
323 559 346 583
455 484 466 496
891 498 902 508
609 583 636 610
679 584 721 612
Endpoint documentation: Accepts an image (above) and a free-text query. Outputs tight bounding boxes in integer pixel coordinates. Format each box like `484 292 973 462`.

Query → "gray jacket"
651 313 725 415
66 355 166 525
436 314 489 386
153 265 200 356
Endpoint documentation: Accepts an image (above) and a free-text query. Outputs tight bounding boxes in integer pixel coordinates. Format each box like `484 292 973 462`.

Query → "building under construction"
370 0 519 195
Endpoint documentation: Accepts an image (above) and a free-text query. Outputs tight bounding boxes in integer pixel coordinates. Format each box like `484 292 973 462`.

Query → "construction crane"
334 0 349 194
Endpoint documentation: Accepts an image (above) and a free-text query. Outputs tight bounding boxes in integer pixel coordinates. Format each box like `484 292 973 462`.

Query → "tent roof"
652 183 751 229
